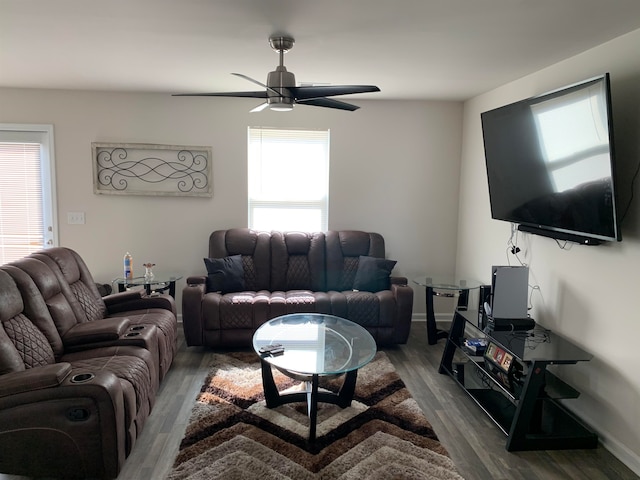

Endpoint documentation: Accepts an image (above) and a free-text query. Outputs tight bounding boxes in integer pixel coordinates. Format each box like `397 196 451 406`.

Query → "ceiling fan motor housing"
267 66 295 109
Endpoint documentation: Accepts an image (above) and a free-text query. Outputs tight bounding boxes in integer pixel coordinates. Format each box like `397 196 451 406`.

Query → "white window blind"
0 125 57 264
248 127 329 232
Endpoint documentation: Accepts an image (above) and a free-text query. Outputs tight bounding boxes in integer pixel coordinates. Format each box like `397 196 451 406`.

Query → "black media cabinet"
439 309 598 451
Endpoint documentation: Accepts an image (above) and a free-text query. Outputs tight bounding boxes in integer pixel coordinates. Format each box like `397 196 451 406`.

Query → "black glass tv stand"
439 309 598 451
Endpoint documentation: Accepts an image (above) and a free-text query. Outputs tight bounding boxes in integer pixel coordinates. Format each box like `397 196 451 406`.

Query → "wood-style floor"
3 322 636 480
116 322 639 480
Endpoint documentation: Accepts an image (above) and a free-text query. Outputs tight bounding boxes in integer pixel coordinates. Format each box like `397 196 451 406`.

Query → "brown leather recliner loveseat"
0 247 178 479
182 229 414 348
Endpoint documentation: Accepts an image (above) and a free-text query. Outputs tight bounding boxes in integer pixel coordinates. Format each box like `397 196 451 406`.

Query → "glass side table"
413 276 482 345
115 274 183 298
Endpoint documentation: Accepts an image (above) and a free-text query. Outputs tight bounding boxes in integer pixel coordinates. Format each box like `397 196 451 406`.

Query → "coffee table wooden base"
260 359 358 442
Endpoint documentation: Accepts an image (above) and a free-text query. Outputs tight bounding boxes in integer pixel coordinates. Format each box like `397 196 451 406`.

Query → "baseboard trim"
182 313 445 324
586 418 640 476
411 313 453 322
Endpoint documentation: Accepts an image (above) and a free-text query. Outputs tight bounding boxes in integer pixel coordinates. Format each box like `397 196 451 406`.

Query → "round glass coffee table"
252 313 377 442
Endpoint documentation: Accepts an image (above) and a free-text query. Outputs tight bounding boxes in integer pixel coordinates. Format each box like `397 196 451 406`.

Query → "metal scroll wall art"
92 143 213 197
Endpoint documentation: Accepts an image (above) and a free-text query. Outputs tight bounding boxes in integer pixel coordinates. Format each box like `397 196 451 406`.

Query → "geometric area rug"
167 351 465 479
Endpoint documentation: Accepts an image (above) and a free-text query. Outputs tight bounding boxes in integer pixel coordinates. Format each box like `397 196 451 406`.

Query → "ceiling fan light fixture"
269 102 294 112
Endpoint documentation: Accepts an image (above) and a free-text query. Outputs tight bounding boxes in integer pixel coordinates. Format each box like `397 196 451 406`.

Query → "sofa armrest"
62 318 131 348
390 282 414 343
181 281 207 346
0 368 126 479
391 283 414 310
105 292 177 316
103 289 144 305
0 363 72 398
186 275 207 285
390 276 408 286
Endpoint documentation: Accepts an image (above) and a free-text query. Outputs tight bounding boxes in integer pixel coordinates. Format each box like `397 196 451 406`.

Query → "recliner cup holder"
71 373 95 383
125 332 140 337
130 325 145 331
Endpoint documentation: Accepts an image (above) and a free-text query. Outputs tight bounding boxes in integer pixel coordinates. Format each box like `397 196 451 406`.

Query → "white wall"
457 29 640 473
0 90 462 315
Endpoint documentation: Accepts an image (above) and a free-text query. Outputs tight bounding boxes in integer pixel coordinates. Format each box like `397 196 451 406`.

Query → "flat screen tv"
481 73 621 245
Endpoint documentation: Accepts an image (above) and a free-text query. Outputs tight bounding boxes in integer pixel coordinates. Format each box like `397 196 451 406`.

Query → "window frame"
0 123 58 262
247 126 330 232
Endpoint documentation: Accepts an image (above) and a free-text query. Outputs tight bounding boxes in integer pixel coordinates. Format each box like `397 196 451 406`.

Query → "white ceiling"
2 0 640 101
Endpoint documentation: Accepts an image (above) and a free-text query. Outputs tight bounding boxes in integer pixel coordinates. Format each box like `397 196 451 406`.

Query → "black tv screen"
481 74 621 245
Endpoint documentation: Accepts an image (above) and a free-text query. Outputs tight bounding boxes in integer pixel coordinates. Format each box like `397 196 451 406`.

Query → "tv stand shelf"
439 309 598 451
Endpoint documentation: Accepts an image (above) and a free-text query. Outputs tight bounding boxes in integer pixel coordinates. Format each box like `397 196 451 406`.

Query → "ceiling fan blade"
172 91 268 98
297 97 360 111
232 72 268 89
250 102 270 112
290 85 380 100
233 72 283 96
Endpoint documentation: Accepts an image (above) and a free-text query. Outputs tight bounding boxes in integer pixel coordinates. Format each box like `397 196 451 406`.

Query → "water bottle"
124 252 133 280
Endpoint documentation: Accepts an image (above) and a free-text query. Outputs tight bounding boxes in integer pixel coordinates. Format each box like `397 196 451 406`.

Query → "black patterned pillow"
204 255 245 293
353 256 397 292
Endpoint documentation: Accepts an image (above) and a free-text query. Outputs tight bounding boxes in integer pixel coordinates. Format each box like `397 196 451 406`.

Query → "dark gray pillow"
203 255 245 293
353 255 397 292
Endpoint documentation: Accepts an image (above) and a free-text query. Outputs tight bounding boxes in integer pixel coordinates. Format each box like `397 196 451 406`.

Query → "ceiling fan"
173 35 380 112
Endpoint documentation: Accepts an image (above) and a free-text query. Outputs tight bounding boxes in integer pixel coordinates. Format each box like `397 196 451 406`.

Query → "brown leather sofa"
26 247 178 382
0 247 178 479
182 229 414 348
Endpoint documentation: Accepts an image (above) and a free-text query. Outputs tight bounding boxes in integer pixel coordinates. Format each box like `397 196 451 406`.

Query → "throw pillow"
353 255 397 292
203 255 245 293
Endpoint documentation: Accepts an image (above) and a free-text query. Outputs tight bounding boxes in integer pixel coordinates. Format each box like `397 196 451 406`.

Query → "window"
248 127 329 232
0 124 57 264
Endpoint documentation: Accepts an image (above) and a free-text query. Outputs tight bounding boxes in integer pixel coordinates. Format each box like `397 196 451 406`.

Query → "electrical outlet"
67 212 85 224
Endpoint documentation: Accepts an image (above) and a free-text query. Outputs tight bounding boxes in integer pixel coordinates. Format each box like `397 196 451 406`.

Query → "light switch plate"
67 212 85 224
